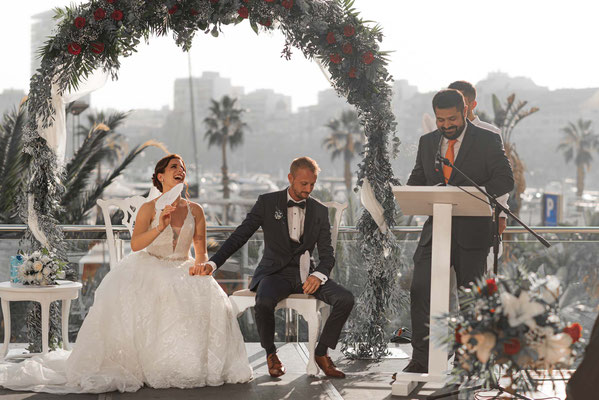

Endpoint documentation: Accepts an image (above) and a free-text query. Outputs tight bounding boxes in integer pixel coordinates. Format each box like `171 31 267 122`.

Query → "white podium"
391 186 491 396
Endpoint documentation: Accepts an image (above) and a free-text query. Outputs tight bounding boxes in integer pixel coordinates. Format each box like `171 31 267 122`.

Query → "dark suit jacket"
209 189 335 290
407 120 514 249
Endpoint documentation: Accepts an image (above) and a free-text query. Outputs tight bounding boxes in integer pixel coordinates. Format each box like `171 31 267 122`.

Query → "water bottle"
10 255 24 283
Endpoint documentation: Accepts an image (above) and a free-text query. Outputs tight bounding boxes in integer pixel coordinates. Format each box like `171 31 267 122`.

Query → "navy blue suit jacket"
209 189 335 290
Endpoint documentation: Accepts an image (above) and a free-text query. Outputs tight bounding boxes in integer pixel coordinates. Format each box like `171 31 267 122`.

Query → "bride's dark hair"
152 154 190 198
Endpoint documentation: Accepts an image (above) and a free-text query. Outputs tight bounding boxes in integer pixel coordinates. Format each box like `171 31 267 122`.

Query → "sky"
1 1 599 111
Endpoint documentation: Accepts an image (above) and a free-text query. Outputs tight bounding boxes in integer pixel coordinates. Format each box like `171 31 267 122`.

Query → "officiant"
402 89 514 373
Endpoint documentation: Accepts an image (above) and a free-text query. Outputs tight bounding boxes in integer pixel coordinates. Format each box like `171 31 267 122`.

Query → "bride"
0 154 252 393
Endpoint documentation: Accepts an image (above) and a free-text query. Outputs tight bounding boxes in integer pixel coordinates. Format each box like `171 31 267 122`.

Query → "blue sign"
542 194 560 226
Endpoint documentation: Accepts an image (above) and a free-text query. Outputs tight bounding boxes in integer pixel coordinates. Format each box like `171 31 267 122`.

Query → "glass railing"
1 225 598 347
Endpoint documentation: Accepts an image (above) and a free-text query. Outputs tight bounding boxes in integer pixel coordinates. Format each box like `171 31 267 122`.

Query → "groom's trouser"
253 264 354 355
410 241 487 367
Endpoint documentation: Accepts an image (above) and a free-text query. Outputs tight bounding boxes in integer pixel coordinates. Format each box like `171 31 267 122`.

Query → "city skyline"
2 1 599 111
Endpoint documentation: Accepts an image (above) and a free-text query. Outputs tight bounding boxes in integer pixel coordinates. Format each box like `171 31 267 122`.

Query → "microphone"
434 134 444 173
436 153 450 166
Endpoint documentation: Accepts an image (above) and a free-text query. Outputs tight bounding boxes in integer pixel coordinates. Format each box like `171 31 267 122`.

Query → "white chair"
229 201 348 376
96 195 149 269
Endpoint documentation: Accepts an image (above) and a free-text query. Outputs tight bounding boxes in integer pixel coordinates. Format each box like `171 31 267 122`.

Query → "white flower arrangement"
17 248 66 286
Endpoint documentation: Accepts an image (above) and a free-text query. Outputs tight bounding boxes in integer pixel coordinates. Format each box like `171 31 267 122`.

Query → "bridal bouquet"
443 265 584 394
17 248 67 286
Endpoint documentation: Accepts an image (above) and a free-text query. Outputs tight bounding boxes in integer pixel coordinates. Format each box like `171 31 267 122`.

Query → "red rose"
210 0 218 3
326 32 336 44
343 25 355 37
191 9 199 15
348 67 357 78
106 0 115 3
454 324 464 344
362 51 374 65
67 42 81 55
94 8 106 21
237 6 249 18
486 278 498 295
563 323 582 343
74 16 86 29
90 42 105 54
168 5 178 14
282 0 293 9
503 338 521 355
259 18 272 27
111 10 123 21
329 54 341 64
342 43 353 55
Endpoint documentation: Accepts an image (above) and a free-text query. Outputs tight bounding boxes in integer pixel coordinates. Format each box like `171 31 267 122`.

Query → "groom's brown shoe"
315 355 346 378
267 353 286 377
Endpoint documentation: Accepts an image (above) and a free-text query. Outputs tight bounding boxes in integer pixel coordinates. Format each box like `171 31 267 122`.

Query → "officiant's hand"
302 275 321 295
157 205 176 232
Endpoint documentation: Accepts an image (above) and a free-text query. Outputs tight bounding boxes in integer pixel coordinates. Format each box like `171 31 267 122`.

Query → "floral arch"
24 0 400 358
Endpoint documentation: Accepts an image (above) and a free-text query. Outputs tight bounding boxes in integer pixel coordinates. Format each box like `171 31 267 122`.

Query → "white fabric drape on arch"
28 69 109 248
37 69 109 163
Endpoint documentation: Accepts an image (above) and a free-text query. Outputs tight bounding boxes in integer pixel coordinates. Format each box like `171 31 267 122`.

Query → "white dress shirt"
472 116 501 135
287 191 306 242
287 190 327 284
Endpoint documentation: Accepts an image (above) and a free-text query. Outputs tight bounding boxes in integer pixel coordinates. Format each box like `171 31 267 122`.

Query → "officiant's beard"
440 116 466 140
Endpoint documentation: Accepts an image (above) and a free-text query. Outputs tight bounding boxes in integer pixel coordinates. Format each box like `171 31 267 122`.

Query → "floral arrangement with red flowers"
442 265 585 394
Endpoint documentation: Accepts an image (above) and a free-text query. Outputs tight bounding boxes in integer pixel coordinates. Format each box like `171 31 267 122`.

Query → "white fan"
155 183 184 211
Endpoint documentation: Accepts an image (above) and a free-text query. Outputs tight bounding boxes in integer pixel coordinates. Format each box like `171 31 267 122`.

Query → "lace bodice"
146 202 194 260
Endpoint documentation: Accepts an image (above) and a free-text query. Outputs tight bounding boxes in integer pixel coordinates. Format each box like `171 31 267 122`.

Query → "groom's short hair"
290 156 320 176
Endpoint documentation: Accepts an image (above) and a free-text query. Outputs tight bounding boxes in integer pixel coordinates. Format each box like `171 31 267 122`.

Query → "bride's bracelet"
156 226 164 234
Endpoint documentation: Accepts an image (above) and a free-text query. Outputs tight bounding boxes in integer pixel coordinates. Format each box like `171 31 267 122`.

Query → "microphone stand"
436 154 551 274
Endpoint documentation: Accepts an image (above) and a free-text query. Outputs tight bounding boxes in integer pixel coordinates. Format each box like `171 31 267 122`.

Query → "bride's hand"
189 263 213 276
157 205 176 232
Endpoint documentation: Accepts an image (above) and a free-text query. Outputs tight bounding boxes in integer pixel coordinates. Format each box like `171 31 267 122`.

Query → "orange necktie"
443 139 457 183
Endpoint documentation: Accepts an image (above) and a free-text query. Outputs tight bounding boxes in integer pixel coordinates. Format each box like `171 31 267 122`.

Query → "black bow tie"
287 200 306 209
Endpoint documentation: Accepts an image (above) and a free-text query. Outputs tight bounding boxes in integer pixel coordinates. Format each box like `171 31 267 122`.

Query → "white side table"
0 280 82 358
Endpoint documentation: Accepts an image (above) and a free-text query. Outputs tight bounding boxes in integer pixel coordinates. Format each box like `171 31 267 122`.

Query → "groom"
194 157 354 378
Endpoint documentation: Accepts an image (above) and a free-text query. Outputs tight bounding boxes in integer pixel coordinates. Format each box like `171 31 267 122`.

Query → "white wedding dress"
0 204 252 393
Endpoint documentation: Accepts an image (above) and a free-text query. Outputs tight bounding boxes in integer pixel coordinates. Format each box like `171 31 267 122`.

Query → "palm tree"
59 110 168 224
557 119 599 197
0 105 167 225
0 102 31 223
203 95 246 201
490 93 539 216
322 110 364 192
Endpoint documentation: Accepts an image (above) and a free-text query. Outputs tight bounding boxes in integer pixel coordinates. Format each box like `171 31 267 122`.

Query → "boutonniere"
274 208 284 220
